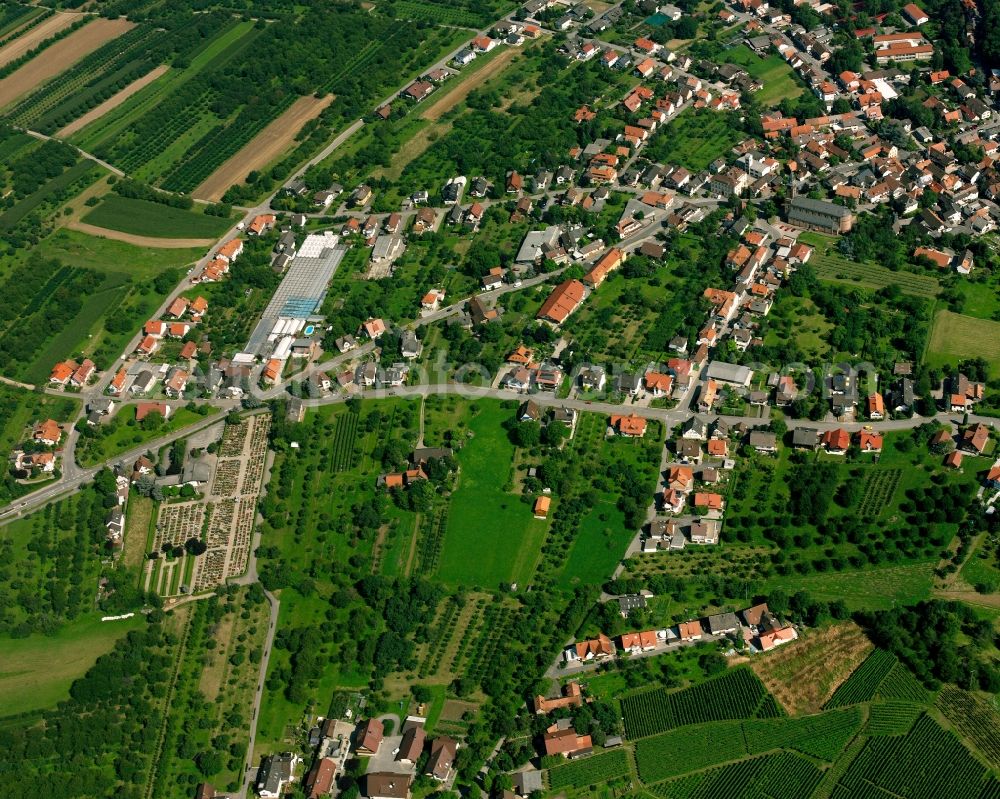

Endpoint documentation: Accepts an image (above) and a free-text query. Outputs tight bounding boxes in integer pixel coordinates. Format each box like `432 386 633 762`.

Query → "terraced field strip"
0 6 44 40
0 10 82 69
811 252 940 297
56 64 169 137
0 18 132 108
423 46 521 122
193 93 334 201
71 20 256 151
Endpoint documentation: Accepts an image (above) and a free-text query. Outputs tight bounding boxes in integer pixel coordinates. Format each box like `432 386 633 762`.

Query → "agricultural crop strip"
857 469 901 517
650 752 823 799
547 750 630 790
936 687 1000 767
636 721 747 783
622 667 770 739
824 648 897 708
836 714 991 799
7 24 161 130
865 701 923 736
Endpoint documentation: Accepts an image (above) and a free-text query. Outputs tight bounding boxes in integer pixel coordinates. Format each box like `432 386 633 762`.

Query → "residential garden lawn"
558 497 630 589
433 401 548 588
954 273 1000 321
722 44 803 106
926 310 1000 377
644 108 746 171
0 613 143 717
81 195 233 239
799 232 940 298
0 384 78 454
75 407 213 467
763 294 832 362
36 228 204 277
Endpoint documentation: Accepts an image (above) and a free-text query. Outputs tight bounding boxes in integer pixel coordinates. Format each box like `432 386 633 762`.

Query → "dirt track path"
68 220 215 248
0 11 82 69
57 64 168 137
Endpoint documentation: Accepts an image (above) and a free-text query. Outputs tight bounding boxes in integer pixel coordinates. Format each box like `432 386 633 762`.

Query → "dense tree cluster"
860 600 1000 691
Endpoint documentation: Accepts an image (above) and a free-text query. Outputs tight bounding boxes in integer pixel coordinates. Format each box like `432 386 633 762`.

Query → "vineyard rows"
417 599 459 677
636 722 746 783
865 701 923 737
936 686 1000 768
622 667 769 739
877 662 932 703
857 469 902 517
416 506 447 573
651 752 823 799
547 749 630 790
743 706 863 761
635 707 864 785
330 410 360 472
837 714 990 799
825 649 898 708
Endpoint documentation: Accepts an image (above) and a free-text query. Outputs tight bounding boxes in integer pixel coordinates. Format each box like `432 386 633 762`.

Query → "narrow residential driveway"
241 586 279 799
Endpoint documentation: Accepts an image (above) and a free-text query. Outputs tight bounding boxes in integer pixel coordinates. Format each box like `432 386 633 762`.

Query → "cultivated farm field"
194 93 334 201
81 194 233 239
0 9 81 69
926 310 1000 376
0 18 133 108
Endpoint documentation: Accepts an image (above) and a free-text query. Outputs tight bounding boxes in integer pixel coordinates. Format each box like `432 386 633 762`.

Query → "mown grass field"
763 562 937 611
558 498 630 590
926 310 1000 377
0 614 143 717
800 232 940 298
76 407 210 467
723 44 803 105
35 228 204 277
434 401 548 588
0 383 78 454
645 108 746 171
81 195 232 239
